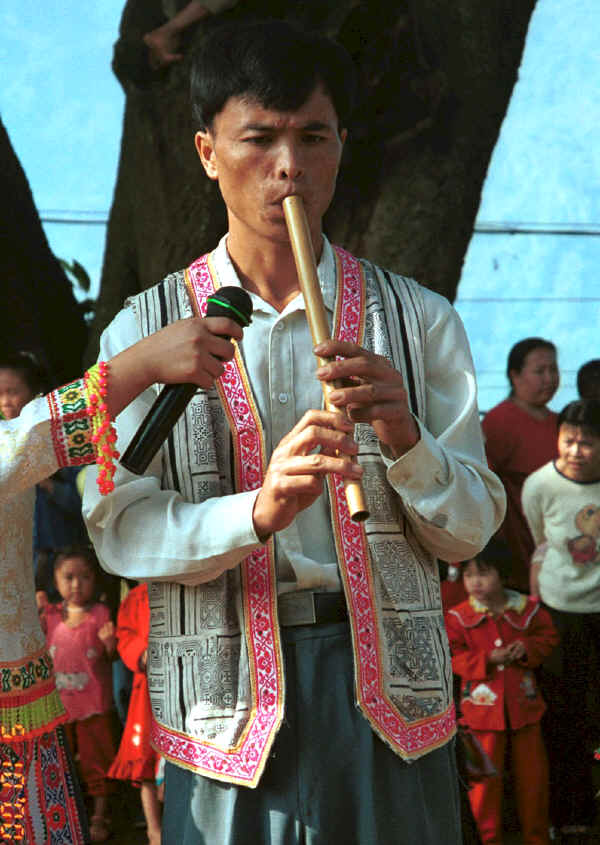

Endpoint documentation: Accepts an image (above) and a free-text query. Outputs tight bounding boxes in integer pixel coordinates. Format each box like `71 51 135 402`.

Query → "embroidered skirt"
0 651 88 843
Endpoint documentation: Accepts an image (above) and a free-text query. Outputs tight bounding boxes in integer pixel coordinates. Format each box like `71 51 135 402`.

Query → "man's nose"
276 142 303 180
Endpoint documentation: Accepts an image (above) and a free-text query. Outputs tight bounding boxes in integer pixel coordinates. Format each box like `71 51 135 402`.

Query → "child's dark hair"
466 536 513 582
577 359 600 400
190 19 357 132
557 399 600 439
0 350 48 395
34 548 61 603
506 338 556 395
53 544 106 604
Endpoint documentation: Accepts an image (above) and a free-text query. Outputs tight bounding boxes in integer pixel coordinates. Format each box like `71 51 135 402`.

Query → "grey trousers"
162 621 462 845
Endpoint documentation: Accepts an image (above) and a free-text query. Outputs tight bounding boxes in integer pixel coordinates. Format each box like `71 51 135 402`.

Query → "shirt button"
278 393 289 404
494 638 502 647
498 664 504 672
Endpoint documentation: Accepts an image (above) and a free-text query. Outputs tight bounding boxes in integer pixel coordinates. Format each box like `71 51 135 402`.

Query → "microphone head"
206 286 253 327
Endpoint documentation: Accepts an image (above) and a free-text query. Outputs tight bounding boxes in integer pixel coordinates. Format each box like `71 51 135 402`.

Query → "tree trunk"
0 119 88 387
88 0 536 360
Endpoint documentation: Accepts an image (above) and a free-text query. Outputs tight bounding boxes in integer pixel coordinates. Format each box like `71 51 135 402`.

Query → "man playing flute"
84 19 505 844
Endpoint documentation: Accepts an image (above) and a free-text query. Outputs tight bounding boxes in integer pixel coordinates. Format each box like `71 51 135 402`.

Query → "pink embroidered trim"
154 255 283 787
330 247 455 757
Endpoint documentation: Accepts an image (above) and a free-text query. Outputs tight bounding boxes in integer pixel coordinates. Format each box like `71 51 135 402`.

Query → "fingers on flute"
316 351 397 383
327 382 409 412
289 425 359 460
286 409 355 438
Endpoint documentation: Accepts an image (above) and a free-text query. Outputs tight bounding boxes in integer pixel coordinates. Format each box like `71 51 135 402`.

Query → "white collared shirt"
83 236 504 588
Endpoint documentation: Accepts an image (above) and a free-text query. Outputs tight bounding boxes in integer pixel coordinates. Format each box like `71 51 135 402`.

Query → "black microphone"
120 286 253 475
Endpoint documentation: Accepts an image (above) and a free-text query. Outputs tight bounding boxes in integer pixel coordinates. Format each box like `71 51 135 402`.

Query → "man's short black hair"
190 19 357 131
558 399 600 439
577 359 600 400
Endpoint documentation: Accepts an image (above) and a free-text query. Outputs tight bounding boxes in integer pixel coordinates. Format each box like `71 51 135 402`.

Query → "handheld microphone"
120 286 253 475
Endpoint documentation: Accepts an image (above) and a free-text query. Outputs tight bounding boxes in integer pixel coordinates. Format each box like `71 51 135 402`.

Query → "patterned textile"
0 725 88 844
47 378 95 468
129 247 456 784
0 380 97 843
0 649 64 741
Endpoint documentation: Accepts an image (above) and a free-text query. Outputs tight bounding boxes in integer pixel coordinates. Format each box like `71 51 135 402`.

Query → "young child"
0 350 46 420
445 538 558 845
108 582 162 845
41 545 118 843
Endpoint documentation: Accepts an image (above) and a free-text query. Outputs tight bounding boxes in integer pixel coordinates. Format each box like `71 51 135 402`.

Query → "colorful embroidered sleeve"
47 377 95 468
0 386 89 502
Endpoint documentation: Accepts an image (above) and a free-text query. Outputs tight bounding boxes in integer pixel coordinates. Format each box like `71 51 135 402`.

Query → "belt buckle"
278 592 317 626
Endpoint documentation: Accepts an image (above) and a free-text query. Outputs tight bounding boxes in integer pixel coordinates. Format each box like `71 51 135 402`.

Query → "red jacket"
445 592 558 731
108 583 156 783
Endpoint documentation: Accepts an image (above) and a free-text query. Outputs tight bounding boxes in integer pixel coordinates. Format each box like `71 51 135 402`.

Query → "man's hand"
252 410 363 540
314 340 420 458
107 316 244 420
142 316 244 390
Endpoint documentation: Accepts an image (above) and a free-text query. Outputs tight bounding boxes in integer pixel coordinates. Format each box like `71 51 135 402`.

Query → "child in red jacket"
108 583 161 845
445 538 558 845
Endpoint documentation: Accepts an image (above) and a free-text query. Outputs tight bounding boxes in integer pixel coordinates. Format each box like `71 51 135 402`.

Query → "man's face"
557 423 600 482
195 85 346 247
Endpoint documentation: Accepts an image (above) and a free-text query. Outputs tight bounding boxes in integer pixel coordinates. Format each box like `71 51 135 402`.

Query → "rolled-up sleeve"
82 308 262 585
383 294 506 561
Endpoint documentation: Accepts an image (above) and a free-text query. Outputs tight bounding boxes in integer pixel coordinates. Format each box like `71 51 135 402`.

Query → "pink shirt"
43 602 113 721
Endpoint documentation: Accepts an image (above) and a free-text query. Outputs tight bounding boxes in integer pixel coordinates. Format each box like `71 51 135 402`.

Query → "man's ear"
194 130 218 180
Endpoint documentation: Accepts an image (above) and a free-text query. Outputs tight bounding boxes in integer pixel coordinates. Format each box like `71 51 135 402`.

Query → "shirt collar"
211 234 337 314
468 589 527 616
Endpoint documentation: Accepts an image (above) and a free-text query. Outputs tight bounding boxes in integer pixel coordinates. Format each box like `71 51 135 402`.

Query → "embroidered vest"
127 246 455 787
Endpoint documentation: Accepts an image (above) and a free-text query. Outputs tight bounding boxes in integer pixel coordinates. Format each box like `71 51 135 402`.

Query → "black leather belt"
278 592 348 627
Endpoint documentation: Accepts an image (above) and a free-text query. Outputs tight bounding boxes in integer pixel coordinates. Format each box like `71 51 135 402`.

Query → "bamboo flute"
283 195 369 522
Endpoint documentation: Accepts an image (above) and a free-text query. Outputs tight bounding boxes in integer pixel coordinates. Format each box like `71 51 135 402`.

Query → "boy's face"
557 423 600 482
194 84 346 250
0 368 35 419
462 559 504 606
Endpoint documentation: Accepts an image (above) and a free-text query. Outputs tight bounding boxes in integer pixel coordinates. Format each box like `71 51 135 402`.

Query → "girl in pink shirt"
42 545 117 843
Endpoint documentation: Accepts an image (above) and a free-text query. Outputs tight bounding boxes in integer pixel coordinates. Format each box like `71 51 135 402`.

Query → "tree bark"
0 119 88 387
88 0 536 360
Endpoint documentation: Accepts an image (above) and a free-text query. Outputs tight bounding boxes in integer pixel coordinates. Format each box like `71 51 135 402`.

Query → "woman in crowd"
0 314 242 843
522 399 600 838
482 338 559 591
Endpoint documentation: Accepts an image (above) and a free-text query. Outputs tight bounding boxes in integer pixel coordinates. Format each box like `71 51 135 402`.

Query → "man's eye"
244 136 271 145
303 134 325 144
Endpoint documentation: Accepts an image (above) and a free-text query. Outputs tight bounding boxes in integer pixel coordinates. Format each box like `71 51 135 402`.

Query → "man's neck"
226 228 324 313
